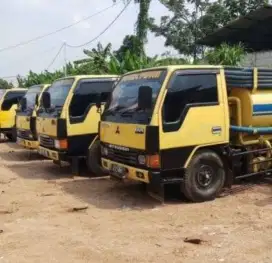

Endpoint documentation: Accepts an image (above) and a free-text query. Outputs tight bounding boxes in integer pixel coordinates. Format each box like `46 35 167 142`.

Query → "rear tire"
86 140 107 176
6 128 16 142
182 150 225 202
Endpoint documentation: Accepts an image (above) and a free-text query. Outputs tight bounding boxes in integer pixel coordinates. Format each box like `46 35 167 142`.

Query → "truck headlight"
54 139 68 149
138 155 146 165
101 146 108 156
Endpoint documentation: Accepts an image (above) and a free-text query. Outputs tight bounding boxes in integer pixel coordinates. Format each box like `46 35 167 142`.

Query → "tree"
107 50 158 74
107 49 189 74
0 79 13 89
74 42 112 74
150 0 210 60
223 0 268 19
114 35 144 60
150 0 268 59
113 0 152 51
200 0 268 36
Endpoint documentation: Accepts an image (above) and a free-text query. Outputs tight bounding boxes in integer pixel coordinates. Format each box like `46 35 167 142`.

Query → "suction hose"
230 125 272 135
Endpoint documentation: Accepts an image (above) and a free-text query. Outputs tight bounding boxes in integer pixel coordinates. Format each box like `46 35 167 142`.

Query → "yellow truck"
36 75 119 175
0 88 27 141
16 84 50 149
99 65 272 202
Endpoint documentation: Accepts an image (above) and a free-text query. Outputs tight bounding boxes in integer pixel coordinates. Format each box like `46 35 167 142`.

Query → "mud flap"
224 168 234 188
71 157 80 176
146 182 165 203
71 156 86 176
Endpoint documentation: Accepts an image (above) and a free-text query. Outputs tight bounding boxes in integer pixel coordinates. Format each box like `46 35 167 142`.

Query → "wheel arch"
88 135 99 150
184 143 233 187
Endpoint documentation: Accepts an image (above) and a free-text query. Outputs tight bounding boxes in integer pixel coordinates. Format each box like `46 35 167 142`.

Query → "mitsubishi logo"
116 126 120 134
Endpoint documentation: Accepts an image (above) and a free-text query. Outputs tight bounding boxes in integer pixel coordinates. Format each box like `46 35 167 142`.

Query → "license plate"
111 164 126 178
38 148 49 157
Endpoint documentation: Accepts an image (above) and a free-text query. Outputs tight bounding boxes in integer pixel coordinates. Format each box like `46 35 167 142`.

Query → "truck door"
159 69 228 170
1 91 26 128
67 79 115 155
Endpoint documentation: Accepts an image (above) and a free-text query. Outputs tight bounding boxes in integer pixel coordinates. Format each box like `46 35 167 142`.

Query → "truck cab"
36 75 119 175
16 84 50 149
99 66 231 202
0 88 27 141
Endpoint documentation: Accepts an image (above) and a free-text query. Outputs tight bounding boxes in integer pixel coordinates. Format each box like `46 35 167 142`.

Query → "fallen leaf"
0 210 13 215
41 193 55 197
68 206 89 212
184 238 205 245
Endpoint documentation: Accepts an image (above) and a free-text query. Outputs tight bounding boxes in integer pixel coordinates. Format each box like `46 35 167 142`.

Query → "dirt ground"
0 140 271 263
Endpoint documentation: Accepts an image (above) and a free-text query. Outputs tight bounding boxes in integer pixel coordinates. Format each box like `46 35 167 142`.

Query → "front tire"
86 140 107 176
6 128 17 142
182 150 225 202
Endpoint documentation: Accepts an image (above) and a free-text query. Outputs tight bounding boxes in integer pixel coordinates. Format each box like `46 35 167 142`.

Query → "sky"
0 0 177 83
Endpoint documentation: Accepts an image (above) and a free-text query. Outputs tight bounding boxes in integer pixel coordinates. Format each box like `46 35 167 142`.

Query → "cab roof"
7 87 27 91
122 65 223 75
56 75 119 81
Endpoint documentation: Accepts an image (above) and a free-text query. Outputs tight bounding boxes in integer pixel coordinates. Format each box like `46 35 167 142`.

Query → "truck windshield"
103 69 166 124
37 78 74 117
0 89 5 100
21 85 43 112
47 78 74 108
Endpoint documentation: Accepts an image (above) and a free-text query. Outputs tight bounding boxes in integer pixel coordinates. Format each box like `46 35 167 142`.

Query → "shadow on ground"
253 177 272 207
0 140 21 150
0 149 47 162
220 175 272 207
6 160 74 180
59 178 163 210
4 145 271 210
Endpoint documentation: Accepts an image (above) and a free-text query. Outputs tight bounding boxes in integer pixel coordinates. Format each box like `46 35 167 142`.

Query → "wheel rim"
196 164 214 188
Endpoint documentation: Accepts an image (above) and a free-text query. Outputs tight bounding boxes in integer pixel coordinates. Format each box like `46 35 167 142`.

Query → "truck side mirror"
21 97 27 111
42 91 51 109
35 94 39 106
138 86 152 110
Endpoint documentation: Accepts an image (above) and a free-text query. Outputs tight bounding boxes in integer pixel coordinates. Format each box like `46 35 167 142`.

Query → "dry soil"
0 140 271 263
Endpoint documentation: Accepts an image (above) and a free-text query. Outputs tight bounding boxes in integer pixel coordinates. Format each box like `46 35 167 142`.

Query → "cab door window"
1 91 26 111
69 80 114 123
162 73 218 132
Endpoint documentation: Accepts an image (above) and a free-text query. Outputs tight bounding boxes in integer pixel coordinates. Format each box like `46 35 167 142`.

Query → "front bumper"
101 158 160 184
17 137 39 150
38 146 67 161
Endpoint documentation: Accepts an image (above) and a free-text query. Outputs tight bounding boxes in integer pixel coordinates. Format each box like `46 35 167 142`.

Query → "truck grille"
102 143 139 166
17 129 31 140
39 135 54 149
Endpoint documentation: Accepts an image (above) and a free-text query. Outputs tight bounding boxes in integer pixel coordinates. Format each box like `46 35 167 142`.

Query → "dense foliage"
0 79 13 89
205 43 245 65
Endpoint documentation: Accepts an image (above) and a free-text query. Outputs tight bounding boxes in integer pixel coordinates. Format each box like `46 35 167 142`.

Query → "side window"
163 74 218 124
70 81 114 117
1 92 26 111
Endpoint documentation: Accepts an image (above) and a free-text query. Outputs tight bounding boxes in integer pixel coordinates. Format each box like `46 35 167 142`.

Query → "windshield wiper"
120 109 134 117
46 105 63 113
104 105 126 116
120 107 147 117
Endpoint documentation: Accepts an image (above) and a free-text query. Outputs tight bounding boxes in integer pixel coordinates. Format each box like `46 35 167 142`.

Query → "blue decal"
253 104 272 116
